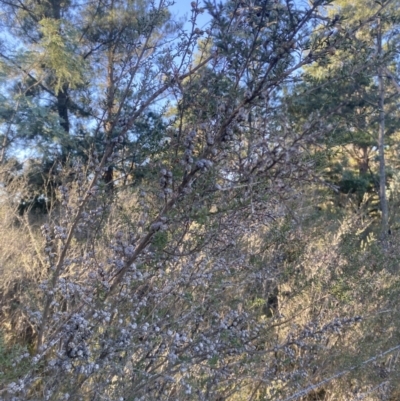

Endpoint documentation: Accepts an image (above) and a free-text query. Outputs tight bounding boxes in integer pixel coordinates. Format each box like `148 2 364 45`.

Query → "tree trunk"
57 85 70 134
358 146 369 176
102 47 117 193
377 16 389 243
51 0 70 136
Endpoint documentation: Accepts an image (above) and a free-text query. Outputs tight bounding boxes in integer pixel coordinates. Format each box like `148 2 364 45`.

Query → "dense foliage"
1 0 400 400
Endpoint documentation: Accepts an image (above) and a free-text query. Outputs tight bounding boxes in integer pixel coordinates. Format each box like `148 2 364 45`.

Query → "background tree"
286 0 400 240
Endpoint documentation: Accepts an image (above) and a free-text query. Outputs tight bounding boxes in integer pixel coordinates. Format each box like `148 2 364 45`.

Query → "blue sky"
168 0 311 30
169 0 212 30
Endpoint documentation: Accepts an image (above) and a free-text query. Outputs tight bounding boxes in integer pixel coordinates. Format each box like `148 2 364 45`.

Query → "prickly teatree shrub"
2 162 400 401
1 1 400 400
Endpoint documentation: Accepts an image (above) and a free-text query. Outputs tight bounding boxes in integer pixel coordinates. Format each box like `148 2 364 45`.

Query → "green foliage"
37 18 86 93
152 230 169 251
339 170 374 195
0 333 31 388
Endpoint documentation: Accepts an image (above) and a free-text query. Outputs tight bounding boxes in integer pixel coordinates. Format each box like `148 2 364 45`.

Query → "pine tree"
286 0 400 239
